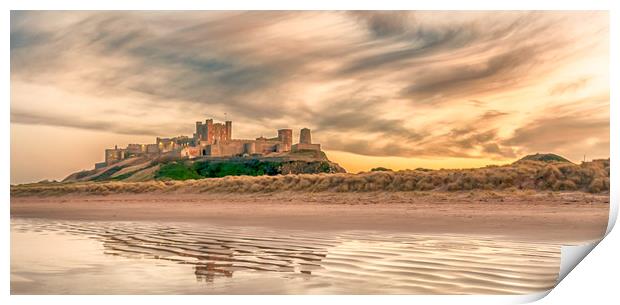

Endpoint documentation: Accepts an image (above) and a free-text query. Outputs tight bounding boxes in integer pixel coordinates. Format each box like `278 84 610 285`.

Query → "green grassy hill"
63 156 347 182
516 153 572 163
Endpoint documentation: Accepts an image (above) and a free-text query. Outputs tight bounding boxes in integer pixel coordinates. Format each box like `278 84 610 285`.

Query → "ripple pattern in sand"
11 219 560 294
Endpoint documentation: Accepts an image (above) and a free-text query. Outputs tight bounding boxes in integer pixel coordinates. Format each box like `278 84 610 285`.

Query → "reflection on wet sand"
11 218 561 294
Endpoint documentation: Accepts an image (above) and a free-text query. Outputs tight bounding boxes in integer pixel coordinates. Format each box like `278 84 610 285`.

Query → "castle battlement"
99 119 320 167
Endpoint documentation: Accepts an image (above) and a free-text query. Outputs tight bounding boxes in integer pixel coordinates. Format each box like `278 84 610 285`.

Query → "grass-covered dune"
155 159 341 180
12 158 610 197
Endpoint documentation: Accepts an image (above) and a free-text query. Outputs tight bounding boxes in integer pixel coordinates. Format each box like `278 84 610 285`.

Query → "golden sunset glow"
10 11 609 183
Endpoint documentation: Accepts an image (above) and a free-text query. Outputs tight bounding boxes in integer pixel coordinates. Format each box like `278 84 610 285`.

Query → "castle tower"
277 129 293 152
195 121 203 141
300 128 312 144
225 121 232 141
205 119 214 144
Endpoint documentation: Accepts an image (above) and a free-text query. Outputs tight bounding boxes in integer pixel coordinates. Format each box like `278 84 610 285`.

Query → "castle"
97 119 321 168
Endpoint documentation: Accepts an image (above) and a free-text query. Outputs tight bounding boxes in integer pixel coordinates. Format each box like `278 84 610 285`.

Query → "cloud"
317 109 518 159
450 130 516 159
10 110 181 136
549 77 591 95
322 136 477 158
337 12 544 77
479 110 509 120
504 114 608 148
10 11 609 163
439 111 515 157
503 114 609 160
349 11 413 38
467 99 485 107
312 100 426 141
11 11 316 121
398 45 546 101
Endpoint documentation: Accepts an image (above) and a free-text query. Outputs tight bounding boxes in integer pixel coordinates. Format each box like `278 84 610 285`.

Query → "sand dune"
11 159 610 196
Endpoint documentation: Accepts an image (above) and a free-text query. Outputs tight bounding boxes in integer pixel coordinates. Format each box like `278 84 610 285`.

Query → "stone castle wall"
292 143 321 152
98 119 319 168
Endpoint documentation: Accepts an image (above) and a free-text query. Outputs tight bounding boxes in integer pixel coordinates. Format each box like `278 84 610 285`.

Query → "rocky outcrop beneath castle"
280 160 346 175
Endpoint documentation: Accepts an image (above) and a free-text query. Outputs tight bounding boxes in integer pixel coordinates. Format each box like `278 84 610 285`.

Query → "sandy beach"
11 191 609 244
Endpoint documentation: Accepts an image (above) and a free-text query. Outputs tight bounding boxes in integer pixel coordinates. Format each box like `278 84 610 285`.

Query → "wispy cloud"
10 110 178 136
10 11 609 164
549 77 591 96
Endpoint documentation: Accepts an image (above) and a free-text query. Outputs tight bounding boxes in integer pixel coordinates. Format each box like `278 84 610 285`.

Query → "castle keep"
97 119 320 168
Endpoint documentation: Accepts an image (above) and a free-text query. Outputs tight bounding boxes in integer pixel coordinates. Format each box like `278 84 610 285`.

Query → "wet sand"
11 218 563 294
11 191 609 243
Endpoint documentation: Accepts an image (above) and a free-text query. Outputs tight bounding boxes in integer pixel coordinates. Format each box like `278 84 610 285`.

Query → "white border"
2 1 617 305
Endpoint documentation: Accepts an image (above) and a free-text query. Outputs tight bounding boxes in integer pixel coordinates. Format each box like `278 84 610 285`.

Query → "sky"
10 11 609 184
